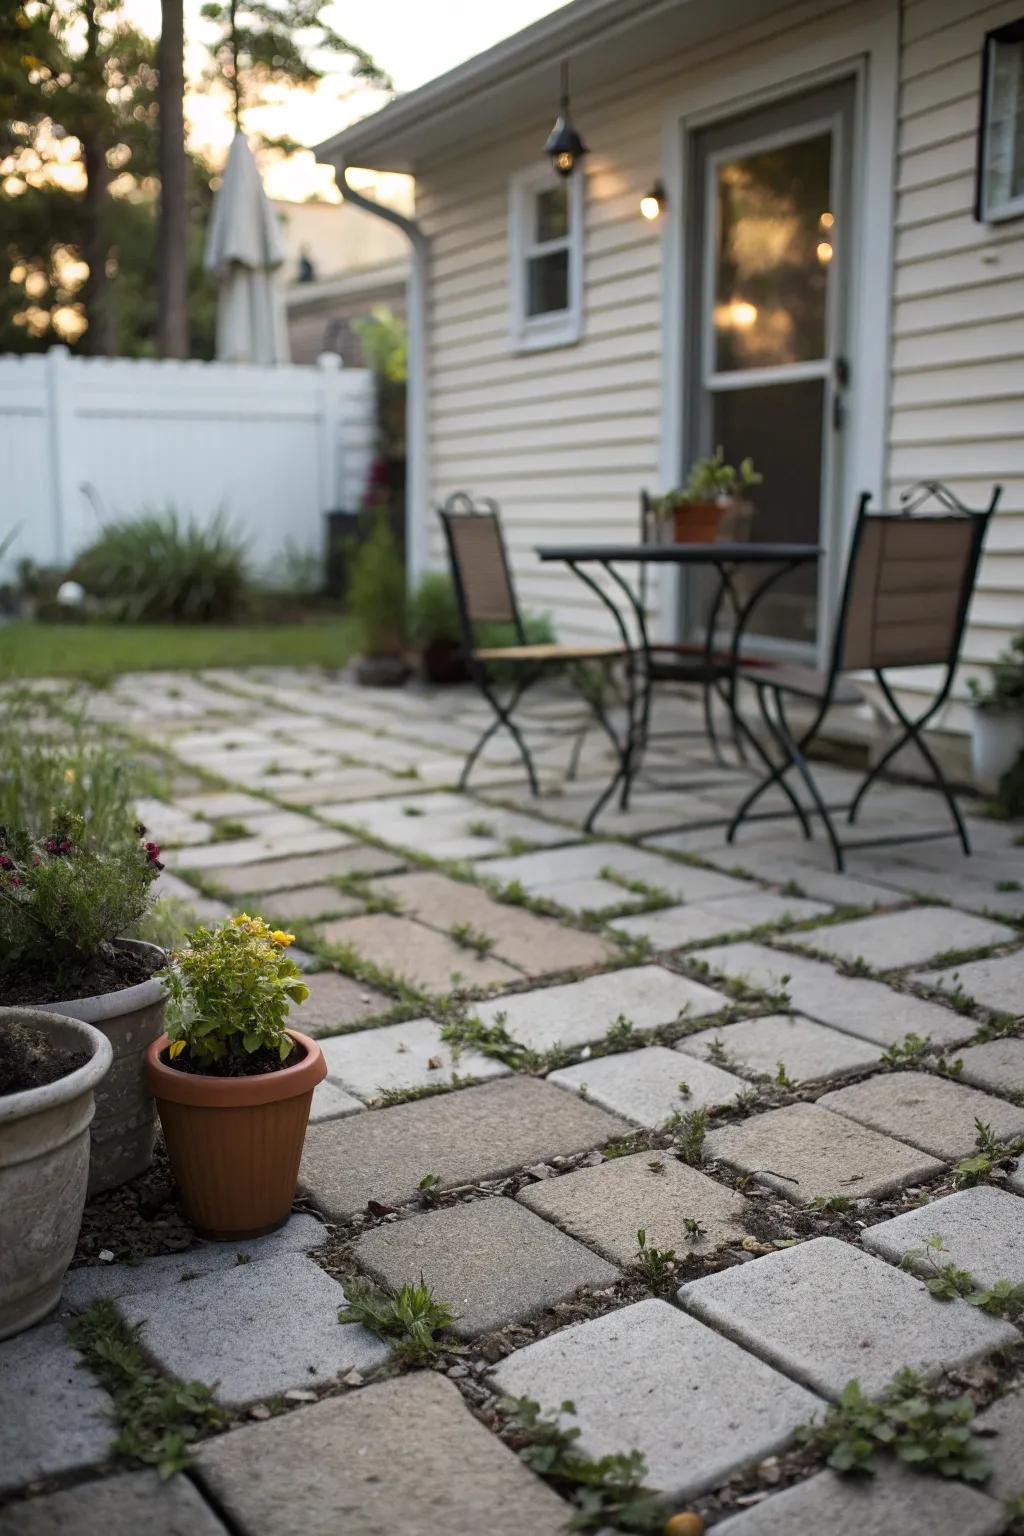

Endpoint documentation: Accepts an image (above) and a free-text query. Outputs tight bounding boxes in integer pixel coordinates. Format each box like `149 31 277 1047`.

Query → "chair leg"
726 684 813 843
464 673 541 796
849 678 970 855
772 694 845 871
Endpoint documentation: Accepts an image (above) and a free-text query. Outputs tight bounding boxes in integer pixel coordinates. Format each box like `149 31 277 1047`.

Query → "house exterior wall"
415 0 1022 715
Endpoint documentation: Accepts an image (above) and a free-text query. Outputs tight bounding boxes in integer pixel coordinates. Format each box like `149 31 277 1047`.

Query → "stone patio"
3 668 1023 1533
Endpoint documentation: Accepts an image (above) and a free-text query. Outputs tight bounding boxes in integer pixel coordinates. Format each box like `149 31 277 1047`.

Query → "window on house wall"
508 164 583 350
977 18 1024 223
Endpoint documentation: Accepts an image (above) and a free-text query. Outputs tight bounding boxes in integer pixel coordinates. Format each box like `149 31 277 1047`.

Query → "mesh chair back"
439 493 524 644
836 486 997 674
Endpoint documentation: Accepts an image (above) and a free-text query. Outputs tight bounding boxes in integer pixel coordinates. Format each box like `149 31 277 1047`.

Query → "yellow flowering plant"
161 915 309 1074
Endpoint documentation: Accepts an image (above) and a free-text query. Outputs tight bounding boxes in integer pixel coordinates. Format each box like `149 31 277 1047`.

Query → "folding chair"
438 492 627 797
726 480 1001 871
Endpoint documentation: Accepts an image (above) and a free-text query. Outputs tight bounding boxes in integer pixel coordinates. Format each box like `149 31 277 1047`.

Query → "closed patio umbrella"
204 132 290 365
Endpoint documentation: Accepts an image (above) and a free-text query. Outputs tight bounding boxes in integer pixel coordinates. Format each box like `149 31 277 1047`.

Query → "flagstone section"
194 1372 571 1536
0 1471 230 1536
788 907 1016 971
678 1237 1017 1400
475 966 728 1053
310 1079 366 1123
976 1389 1024 1503
286 971 392 1034
478 842 756 913
862 1186 1024 1286
677 1014 881 1083
692 943 975 1047
0 1323 114 1495
818 1072 1024 1160
549 1046 745 1126
299 1077 629 1219
368 870 613 974
257 884 364 921
705 1103 943 1204
166 827 353 872
119 1253 388 1408
206 844 405 896
517 1151 750 1266
613 891 830 949
913 951 1024 1015
319 1017 508 1101
175 789 276 819
329 791 571 861
315 913 521 994
713 1464 1003 1536
491 1299 819 1500
62 1213 328 1309
352 1197 619 1338
954 1037 1024 1095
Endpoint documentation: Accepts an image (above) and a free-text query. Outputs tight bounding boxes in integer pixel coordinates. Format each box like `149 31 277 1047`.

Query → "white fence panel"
0 348 375 580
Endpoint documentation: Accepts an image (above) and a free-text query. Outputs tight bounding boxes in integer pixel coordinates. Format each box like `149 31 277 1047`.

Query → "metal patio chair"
726 480 1001 871
439 492 628 797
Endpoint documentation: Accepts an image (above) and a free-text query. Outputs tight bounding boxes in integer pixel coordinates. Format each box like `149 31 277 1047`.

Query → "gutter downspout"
337 164 429 589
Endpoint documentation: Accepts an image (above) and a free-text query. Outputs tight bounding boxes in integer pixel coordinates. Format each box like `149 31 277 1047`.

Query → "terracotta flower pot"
145 1029 326 1241
673 500 729 544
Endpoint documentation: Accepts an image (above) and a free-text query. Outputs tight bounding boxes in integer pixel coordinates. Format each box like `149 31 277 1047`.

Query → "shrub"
476 612 556 650
71 509 248 623
344 511 407 656
409 571 461 649
0 811 163 993
162 914 309 1074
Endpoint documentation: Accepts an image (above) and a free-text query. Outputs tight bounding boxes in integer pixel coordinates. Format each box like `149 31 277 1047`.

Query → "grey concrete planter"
0 1007 112 1339
40 940 166 1194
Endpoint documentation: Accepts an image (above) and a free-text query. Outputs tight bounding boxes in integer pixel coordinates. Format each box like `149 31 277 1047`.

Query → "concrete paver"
548 1045 745 1125
818 1072 1024 1160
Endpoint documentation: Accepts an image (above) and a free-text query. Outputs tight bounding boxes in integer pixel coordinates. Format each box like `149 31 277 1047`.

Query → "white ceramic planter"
40 940 166 1194
0 1007 112 1340
971 708 1024 794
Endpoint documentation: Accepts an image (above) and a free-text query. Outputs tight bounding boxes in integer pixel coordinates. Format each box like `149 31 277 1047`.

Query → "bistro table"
535 540 822 829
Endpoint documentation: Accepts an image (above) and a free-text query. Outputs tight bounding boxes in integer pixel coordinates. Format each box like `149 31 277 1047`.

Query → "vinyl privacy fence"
0 347 375 579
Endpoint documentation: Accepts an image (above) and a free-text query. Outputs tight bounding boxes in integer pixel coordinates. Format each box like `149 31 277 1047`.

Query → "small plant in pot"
967 633 1024 804
651 449 762 544
346 510 409 686
0 811 165 1194
147 915 325 1241
409 570 467 684
0 1007 112 1338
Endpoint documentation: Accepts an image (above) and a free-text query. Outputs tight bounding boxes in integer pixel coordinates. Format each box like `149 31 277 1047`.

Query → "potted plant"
967 634 1024 794
650 449 762 544
0 1006 112 1339
146 915 325 1240
409 570 467 684
346 510 409 686
0 811 165 1194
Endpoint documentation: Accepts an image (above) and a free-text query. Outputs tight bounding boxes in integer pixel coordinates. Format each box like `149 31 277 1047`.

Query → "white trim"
978 28 1024 224
508 163 584 354
655 6 899 651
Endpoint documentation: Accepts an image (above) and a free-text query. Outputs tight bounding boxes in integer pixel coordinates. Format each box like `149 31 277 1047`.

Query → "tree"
156 0 188 357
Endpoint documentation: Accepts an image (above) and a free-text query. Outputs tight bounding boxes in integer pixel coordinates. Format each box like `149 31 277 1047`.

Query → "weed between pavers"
69 1299 228 1475
338 1276 455 1365
954 1119 1024 1188
899 1235 1024 1320
448 920 497 959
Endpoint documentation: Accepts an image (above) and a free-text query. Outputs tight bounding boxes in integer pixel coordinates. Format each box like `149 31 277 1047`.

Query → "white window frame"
977 20 1024 225
508 163 584 352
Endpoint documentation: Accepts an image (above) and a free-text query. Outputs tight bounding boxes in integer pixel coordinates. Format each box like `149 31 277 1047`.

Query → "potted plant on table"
0 1006 112 1339
409 570 468 684
0 811 165 1194
147 915 325 1241
967 633 1024 798
346 510 409 686
650 448 762 544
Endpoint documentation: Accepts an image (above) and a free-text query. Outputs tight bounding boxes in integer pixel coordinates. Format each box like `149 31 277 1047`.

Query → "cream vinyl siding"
889 0 1024 719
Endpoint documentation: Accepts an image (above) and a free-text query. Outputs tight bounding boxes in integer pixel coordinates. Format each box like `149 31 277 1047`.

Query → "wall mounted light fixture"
640 180 667 220
544 60 588 177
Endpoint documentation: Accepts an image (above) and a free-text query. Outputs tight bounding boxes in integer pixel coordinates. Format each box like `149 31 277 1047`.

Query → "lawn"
0 619 356 681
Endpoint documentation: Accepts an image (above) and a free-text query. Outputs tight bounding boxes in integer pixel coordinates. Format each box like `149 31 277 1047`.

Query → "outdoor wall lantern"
976 17 1024 223
544 60 588 177
640 180 667 220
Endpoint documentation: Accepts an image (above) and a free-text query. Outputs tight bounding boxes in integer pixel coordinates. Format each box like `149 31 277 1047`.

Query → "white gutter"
337 165 428 589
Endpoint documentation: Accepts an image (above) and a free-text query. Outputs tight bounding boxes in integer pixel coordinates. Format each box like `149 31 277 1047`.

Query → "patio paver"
677 1237 1017 1399
0 1323 115 1495
0 1470 230 1536
818 1072 1024 1159
478 841 757 913
258 884 364 921
789 907 1017 971
319 1016 508 1101
194 1371 571 1536
167 827 353 871
517 1150 750 1266
286 970 392 1033
955 1037 1024 1094
862 1185 1024 1286
352 1196 619 1337
677 1013 881 1083
315 912 521 993
913 951 1024 1014
310 1079 366 1122
976 1389 1024 1502
491 1299 819 1501
613 890 830 949
205 844 405 896
705 1102 943 1204
713 1465 1003 1536
299 1076 628 1219
548 1045 745 1125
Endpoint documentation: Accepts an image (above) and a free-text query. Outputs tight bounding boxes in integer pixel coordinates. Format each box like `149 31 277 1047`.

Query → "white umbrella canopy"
204 132 290 365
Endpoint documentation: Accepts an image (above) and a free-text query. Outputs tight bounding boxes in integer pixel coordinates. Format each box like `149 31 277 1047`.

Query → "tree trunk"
81 2 115 355
157 0 189 357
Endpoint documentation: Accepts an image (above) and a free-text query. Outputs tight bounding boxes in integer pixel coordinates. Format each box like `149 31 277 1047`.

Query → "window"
509 164 583 350
977 18 1024 223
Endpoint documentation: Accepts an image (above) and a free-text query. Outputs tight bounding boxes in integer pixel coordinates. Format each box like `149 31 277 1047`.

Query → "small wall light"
640 181 666 220
544 60 588 177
